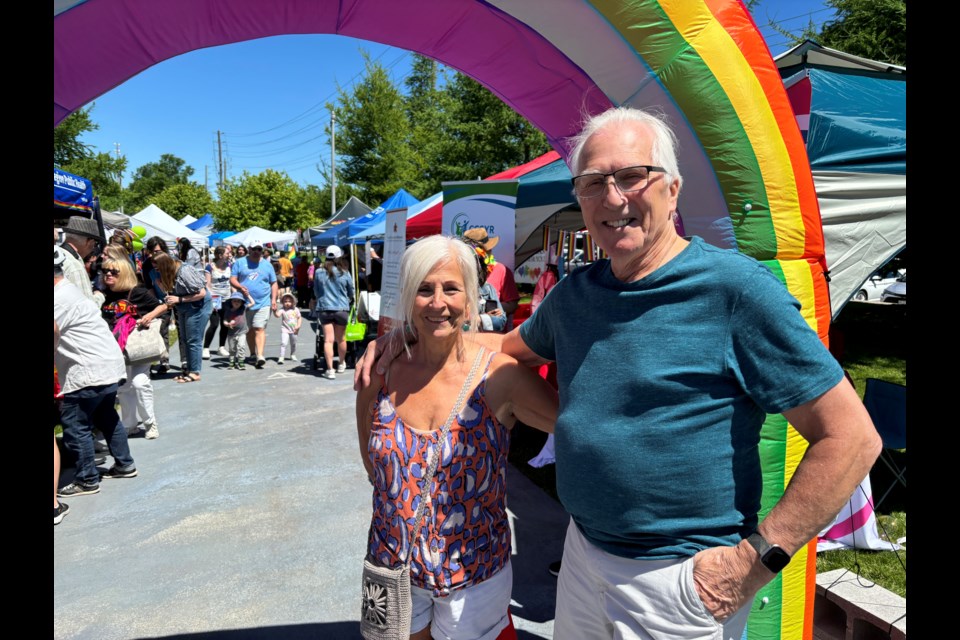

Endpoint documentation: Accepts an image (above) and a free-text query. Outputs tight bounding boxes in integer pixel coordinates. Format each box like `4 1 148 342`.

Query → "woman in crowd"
154 253 211 383
203 245 233 359
313 246 354 379
99 256 167 439
235 244 248 260
144 237 174 374
177 237 202 268
355 235 557 640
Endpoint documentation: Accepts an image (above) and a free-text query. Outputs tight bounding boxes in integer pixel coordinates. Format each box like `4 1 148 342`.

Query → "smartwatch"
746 532 791 574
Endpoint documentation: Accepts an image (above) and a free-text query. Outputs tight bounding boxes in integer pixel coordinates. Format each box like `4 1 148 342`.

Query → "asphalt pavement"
54 318 570 640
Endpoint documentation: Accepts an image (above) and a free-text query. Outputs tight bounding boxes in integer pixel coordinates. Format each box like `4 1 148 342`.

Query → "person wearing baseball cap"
229 239 278 369
314 245 354 378
59 216 104 304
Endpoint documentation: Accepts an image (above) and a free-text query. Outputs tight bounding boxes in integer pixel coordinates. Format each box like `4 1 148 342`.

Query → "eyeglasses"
102 269 121 277
571 165 665 199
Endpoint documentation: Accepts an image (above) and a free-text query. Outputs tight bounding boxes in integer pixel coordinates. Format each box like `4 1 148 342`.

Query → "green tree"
818 0 905 65
333 51 420 204
61 152 127 212
54 106 97 167
765 0 905 66
404 55 456 196
125 154 196 213
216 169 314 232
438 72 551 182
153 183 217 221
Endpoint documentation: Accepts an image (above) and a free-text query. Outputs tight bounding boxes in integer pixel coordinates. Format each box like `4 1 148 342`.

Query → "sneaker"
237 362 246 370
218 346 229 357
256 358 266 369
58 481 100 497
94 439 109 453
101 464 138 479
94 455 107 466
54 502 70 525
277 357 285 365
548 560 562 577
202 348 211 360
144 423 159 440
322 370 336 380
291 354 298 362
336 362 346 374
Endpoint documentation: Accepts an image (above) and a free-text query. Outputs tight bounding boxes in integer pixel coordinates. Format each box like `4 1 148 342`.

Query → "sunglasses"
102 268 121 277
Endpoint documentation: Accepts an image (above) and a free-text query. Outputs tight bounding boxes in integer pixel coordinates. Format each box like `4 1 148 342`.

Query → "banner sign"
54 168 94 214
379 208 408 330
441 180 519 270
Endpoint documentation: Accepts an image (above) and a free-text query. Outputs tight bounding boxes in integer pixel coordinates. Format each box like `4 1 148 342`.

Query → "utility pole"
330 109 336 217
217 130 225 190
204 165 209 193
114 142 124 213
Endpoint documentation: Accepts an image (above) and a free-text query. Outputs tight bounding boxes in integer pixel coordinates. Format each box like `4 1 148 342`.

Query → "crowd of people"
53 222 367 524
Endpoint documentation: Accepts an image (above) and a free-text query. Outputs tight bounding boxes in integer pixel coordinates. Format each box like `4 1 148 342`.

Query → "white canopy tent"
220 226 298 247
131 204 207 245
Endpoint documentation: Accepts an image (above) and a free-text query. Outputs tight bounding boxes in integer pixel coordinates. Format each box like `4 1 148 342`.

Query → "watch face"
763 547 791 573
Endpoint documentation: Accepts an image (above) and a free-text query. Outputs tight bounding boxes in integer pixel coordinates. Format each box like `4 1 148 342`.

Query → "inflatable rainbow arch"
55 2 828 637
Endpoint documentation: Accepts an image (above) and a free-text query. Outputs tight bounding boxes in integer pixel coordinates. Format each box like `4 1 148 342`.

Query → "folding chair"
862 378 906 511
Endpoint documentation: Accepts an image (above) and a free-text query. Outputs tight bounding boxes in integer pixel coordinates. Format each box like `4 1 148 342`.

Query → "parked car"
881 273 906 304
854 268 905 302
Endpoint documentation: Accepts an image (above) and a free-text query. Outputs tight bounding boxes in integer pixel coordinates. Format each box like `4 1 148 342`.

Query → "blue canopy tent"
775 40 906 316
207 230 237 246
314 189 421 247
186 213 215 232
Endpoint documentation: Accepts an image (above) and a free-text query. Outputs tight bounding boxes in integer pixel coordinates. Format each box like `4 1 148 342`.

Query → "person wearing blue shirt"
229 240 278 369
358 107 882 640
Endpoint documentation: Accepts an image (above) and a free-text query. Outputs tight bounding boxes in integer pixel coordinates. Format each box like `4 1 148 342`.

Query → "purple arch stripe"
54 0 610 156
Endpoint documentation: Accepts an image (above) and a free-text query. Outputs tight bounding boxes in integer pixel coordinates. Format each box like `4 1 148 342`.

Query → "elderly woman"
154 253 211 383
99 257 168 439
355 235 557 640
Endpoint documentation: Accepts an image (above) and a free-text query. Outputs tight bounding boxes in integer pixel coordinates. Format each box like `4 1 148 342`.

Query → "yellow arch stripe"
658 0 806 258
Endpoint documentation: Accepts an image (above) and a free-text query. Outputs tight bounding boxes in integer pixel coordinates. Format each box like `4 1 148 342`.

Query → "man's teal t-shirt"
519 237 842 559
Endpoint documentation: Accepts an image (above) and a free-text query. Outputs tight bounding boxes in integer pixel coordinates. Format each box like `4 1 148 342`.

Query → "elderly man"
229 239 278 369
359 107 881 639
55 246 138 497
58 216 103 304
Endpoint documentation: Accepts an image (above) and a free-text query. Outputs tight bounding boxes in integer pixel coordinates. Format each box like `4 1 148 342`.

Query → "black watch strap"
746 532 791 574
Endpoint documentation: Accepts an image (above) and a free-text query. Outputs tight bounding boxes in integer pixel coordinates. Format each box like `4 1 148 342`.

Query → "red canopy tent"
405 150 563 240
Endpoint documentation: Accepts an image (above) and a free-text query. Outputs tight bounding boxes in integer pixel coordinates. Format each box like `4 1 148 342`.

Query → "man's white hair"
567 107 683 191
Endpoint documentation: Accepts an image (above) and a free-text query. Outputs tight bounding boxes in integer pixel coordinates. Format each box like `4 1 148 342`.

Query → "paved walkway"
54 320 569 639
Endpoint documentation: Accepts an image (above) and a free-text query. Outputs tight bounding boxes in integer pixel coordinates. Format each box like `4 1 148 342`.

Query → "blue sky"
75 1 835 195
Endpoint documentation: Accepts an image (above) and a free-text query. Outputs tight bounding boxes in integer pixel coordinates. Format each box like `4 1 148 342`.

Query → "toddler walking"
276 292 302 365
223 292 249 370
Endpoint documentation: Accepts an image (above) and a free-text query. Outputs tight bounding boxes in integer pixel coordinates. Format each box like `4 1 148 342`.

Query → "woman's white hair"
395 235 479 355
566 106 683 191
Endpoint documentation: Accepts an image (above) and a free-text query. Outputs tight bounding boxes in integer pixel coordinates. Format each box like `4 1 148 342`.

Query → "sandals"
175 373 201 383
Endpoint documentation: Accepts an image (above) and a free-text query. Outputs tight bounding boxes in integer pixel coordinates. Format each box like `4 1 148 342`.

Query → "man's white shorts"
410 559 512 640
245 306 271 329
554 520 751 640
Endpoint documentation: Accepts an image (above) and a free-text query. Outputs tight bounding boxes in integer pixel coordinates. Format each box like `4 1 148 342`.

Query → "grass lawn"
508 299 907 598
